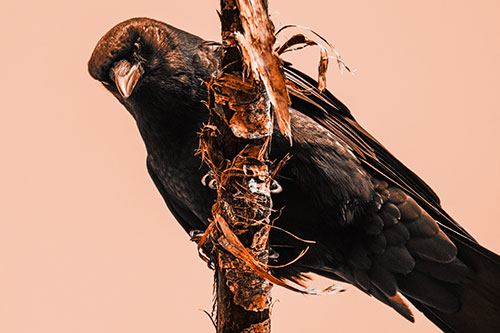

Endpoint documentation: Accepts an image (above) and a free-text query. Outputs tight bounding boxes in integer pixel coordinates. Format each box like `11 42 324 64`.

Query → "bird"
88 17 500 332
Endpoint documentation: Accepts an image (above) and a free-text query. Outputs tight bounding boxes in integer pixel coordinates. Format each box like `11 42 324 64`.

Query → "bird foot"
270 179 282 194
201 171 217 190
189 229 205 242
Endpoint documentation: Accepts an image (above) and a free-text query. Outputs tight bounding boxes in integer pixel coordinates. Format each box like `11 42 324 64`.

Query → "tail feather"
407 230 500 332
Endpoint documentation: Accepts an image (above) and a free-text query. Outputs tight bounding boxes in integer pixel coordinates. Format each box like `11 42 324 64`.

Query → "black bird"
88 17 500 332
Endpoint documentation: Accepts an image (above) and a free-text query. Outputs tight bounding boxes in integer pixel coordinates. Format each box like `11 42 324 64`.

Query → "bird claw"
189 229 205 242
269 247 280 260
270 179 282 194
201 171 217 190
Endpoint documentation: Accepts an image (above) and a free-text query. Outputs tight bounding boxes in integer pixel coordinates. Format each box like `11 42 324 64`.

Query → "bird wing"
283 64 474 241
283 64 500 331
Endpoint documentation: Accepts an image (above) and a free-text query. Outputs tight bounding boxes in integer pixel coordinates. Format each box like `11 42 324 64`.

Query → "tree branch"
197 0 290 331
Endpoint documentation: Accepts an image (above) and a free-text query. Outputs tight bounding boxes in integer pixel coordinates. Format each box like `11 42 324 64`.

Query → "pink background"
1 1 499 332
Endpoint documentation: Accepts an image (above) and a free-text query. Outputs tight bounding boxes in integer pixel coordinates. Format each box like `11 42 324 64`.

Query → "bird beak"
111 60 143 98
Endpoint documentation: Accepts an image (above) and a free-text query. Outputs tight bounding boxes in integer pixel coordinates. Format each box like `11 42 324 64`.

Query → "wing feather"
284 64 474 240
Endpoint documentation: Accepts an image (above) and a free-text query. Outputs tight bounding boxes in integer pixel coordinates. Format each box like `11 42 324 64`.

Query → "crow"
88 17 500 332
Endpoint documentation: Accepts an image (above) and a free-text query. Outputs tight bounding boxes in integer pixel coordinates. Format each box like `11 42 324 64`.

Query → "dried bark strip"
274 24 354 92
235 0 291 139
197 0 290 332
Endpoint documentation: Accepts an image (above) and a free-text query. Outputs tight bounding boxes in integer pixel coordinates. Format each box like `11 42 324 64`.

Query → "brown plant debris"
200 1 283 331
212 73 273 139
275 24 354 92
235 0 292 139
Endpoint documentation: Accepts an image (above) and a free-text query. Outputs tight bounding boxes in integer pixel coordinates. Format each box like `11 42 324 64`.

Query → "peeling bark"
197 0 290 332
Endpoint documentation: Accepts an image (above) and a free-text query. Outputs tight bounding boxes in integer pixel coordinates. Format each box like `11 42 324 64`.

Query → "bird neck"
134 101 208 166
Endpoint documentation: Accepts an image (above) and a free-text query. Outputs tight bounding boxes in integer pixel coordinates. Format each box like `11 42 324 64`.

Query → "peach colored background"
1 1 499 332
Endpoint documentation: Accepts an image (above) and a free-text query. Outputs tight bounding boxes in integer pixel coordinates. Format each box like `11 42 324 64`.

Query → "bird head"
88 17 219 114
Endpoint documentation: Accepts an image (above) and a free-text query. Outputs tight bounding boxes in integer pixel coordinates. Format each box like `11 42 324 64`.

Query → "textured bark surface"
197 0 290 332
